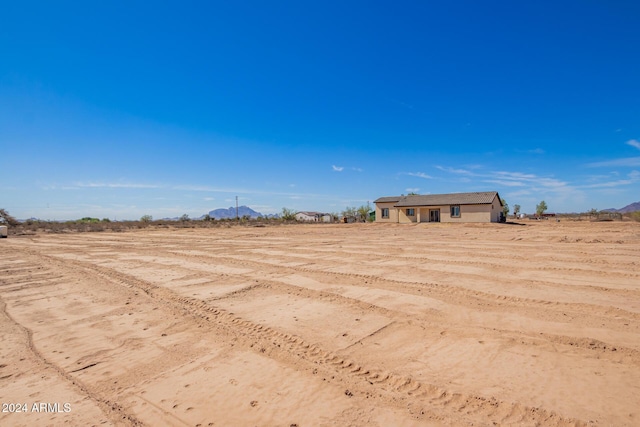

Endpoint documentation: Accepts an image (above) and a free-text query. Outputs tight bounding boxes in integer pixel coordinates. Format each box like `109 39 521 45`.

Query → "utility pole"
236 196 239 222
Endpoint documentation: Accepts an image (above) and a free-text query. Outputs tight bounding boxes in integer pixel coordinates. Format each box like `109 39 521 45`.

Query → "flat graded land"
1 221 639 426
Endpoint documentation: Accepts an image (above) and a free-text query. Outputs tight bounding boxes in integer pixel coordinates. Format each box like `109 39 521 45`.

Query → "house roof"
390 191 501 207
373 196 402 203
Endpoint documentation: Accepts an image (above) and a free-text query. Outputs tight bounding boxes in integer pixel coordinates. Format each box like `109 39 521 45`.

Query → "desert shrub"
79 217 100 223
501 198 509 217
0 208 20 226
88 223 105 232
281 207 297 221
536 200 548 217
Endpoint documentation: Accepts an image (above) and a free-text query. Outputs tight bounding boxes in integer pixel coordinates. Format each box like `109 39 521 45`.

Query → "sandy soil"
1 221 639 426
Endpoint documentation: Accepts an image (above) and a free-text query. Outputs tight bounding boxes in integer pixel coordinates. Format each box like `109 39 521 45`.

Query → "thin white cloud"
581 180 636 189
580 169 640 189
173 185 219 192
491 172 572 193
585 140 640 167
627 139 640 150
587 157 640 167
406 172 433 179
435 165 475 175
405 188 420 193
585 173 619 182
56 180 343 202
42 184 81 191
436 166 576 199
483 179 526 187
76 182 160 189
332 165 344 172
352 167 363 172
505 189 532 197
493 171 539 181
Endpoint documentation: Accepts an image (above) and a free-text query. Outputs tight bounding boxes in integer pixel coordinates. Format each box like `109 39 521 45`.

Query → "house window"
450 205 461 218
382 208 389 218
406 208 415 216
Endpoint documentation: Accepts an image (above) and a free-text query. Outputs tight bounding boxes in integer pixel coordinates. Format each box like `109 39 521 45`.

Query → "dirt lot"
1 221 639 426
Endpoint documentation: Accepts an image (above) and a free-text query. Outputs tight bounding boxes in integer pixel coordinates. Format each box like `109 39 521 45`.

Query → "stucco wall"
375 202 399 223
398 207 418 223
416 204 492 223
377 197 502 223
489 195 503 222
448 204 492 223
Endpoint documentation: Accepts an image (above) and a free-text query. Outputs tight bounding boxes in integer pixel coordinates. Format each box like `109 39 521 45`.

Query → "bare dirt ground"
1 221 639 426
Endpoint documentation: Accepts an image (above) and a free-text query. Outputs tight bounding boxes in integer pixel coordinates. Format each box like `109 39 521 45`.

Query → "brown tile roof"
391 191 501 207
373 196 402 203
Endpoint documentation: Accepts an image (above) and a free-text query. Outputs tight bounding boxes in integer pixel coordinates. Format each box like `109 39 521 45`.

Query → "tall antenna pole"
236 196 239 222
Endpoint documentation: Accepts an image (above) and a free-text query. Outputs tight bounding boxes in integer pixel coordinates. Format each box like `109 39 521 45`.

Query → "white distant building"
295 211 332 222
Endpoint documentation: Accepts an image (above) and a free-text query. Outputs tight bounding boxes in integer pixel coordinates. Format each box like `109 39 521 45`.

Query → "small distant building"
295 211 332 222
526 212 557 220
341 214 358 223
374 191 504 223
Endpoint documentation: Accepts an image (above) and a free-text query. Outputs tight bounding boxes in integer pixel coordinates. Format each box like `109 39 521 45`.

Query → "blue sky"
2 1 639 220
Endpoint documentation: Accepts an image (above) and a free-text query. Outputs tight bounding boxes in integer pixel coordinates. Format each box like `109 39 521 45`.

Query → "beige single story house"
374 191 504 223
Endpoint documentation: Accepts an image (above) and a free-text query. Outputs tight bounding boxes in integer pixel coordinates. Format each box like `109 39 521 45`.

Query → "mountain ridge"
204 205 268 220
602 201 640 214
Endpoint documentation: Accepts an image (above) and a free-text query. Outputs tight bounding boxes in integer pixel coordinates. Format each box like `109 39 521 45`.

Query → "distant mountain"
205 205 265 220
602 201 640 213
616 201 640 213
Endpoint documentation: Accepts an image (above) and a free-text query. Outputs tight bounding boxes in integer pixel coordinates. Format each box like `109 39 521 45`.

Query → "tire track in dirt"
52 241 640 364
236 245 640 282
60 247 640 368
0 254 144 426
217 269 640 367
240 236 635 267
244 249 640 296
255 279 640 367
32 250 589 426
39 228 640 290
312 244 640 269
90 246 639 364
158 250 640 330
